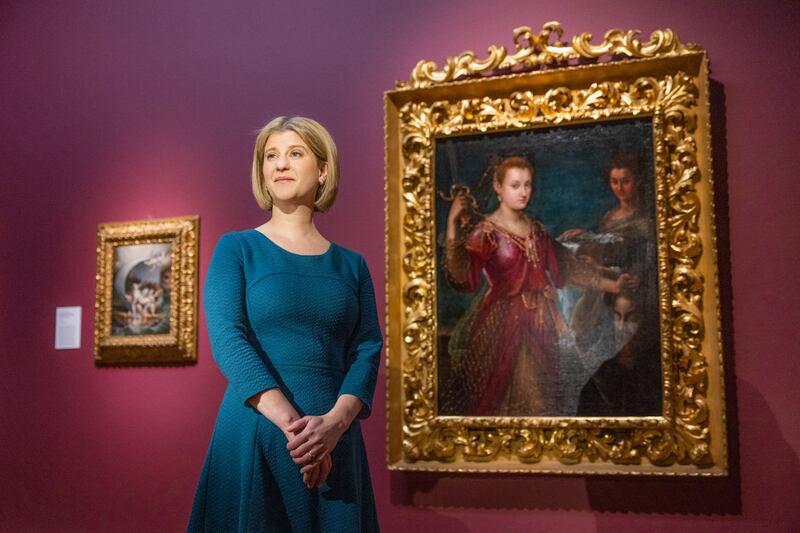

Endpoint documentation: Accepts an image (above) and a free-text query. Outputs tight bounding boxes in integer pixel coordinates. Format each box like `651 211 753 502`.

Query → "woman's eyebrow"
265 144 306 152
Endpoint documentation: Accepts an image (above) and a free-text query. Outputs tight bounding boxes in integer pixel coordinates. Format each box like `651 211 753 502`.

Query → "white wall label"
55 306 82 350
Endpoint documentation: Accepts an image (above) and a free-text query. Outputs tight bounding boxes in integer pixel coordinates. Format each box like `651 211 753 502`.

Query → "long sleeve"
204 233 280 405
337 255 383 419
443 222 496 292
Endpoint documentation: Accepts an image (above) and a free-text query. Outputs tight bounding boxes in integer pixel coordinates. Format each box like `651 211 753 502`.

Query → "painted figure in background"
577 290 662 415
558 155 661 414
189 117 382 532
111 244 172 336
441 156 636 417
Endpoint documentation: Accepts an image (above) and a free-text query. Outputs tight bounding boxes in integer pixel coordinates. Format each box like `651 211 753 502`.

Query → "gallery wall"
1 0 798 531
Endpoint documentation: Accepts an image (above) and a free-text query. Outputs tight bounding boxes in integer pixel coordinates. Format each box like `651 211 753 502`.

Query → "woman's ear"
492 179 502 194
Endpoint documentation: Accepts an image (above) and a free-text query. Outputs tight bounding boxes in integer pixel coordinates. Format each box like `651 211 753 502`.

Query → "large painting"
435 119 661 419
94 216 199 365
385 23 727 474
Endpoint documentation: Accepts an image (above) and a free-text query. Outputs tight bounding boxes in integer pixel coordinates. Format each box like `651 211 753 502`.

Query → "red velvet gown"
452 218 566 416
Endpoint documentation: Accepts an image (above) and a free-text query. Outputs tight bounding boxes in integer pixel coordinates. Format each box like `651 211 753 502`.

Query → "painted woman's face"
494 167 533 211
613 294 641 351
262 130 325 208
608 167 638 203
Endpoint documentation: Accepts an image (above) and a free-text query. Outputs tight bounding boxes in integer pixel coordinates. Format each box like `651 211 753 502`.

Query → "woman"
560 156 655 362
189 117 382 532
442 156 632 417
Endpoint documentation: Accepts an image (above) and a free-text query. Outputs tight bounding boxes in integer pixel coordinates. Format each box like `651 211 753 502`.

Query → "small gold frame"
385 22 726 475
94 215 199 366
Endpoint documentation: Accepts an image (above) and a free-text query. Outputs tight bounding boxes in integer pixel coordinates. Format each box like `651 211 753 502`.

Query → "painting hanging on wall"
94 215 199 365
435 119 661 420
385 22 727 475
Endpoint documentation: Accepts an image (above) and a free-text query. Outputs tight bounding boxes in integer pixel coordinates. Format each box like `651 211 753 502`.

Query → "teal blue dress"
189 230 382 532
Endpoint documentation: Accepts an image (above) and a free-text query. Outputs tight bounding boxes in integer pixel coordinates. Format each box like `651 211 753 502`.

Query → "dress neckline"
249 229 333 257
484 218 539 263
485 217 534 242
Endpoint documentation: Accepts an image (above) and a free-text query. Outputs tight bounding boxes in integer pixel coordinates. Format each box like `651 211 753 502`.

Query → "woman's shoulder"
600 209 651 236
211 229 262 253
330 242 364 264
471 218 497 235
215 228 256 243
465 218 499 251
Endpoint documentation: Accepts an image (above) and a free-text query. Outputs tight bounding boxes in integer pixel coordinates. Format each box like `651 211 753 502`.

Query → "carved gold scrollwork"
398 22 698 89
396 65 714 469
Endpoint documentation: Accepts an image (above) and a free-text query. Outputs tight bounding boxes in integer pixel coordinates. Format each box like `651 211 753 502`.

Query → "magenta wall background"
2 1 799 531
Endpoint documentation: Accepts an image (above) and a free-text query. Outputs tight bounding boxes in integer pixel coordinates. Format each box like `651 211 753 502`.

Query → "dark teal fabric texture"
189 230 382 532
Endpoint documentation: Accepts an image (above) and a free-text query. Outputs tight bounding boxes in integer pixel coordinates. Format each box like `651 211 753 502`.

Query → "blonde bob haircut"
251 116 340 212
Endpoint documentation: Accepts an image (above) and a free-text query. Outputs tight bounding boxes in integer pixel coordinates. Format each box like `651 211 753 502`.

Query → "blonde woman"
189 117 382 532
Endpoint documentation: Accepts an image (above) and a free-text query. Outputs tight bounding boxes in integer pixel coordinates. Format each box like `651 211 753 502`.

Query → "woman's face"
613 294 641 350
494 167 533 211
608 167 638 203
262 130 325 207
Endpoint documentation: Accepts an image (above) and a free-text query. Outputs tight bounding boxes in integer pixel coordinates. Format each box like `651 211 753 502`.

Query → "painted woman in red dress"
442 156 634 416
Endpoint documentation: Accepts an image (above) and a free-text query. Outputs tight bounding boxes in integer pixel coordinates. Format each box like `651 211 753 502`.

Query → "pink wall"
2 1 798 531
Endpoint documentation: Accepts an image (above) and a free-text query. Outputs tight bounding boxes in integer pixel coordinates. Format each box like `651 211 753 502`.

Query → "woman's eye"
265 153 276 160
290 150 303 157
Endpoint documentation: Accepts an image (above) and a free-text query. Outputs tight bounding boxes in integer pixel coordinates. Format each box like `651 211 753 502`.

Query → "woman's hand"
558 228 585 241
301 454 332 489
543 285 558 300
286 413 347 467
446 191 470 240
613 273 640 293
447 191 470 224
285 394 362 491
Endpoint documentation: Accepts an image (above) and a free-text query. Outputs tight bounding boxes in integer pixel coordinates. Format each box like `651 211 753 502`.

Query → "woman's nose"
275 155 290 169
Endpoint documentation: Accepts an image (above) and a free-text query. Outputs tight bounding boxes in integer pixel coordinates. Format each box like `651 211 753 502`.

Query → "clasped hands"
286 413 347 489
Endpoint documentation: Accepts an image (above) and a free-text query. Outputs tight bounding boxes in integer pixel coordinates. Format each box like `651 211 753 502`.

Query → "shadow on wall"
386 81 800 520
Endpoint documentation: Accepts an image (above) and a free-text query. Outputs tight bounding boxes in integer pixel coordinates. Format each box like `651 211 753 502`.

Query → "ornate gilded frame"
94 215 199 366
385 23 726 475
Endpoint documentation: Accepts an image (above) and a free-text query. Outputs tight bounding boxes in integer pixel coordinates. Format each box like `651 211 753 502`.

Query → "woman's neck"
492 203 526 224
259 204 320 241
615 198 639 217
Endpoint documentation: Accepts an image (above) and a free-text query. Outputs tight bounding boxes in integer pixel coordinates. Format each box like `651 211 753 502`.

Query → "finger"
286 417 308 434
293 443 325 464
299 453 325 474
306 465 320 489
314 461 325 484
317 458 331 488
298 446 328 469
287 429 315 451
290 440 318 459
286 435 308 451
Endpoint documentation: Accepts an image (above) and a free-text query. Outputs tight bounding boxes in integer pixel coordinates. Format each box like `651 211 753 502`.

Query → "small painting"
94 216 199 365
